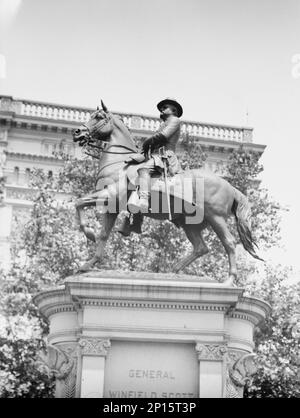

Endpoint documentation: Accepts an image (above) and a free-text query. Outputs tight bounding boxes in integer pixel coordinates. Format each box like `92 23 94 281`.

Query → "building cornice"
5 151 65 163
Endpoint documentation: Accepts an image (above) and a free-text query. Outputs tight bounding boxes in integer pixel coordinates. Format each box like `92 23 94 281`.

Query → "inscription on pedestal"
104 341 198 398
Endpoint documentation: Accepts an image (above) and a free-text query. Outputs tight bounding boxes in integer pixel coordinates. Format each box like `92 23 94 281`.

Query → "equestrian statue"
73 98 262 286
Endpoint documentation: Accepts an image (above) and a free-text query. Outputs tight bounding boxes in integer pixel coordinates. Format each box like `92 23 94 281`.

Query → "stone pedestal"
34 271 270 398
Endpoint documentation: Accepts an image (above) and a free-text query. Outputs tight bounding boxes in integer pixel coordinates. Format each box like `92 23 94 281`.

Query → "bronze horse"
73 102 262 285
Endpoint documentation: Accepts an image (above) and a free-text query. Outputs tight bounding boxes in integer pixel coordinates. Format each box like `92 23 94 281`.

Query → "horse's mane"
111 113 137 149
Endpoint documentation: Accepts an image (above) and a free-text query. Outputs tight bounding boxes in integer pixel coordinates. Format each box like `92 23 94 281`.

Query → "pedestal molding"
34 272 270 398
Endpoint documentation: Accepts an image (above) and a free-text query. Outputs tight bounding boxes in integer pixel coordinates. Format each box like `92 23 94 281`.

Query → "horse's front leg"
79 212 118 272
75 190 109 242
95 212 118 262
76 202 96 243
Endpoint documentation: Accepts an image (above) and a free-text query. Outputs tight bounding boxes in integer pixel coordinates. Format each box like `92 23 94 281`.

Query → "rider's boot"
117 213 144 237
117 214 131 237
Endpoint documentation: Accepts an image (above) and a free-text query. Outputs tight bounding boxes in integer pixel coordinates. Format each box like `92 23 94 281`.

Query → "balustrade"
0 96 253 142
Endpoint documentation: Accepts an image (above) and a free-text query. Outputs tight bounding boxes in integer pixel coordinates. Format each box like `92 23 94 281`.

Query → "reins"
85 141 137 155
85 142 138 176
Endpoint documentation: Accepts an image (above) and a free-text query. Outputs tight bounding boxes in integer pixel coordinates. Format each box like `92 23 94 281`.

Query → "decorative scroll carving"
79 338 111 357
225 351 257 398
195 343 227 361
37 343 78 398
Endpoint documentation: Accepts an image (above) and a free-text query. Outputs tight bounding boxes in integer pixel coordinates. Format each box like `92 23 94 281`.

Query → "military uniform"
139 114 182 176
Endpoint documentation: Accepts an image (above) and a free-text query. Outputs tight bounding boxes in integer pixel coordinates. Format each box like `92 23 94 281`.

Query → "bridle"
81 127 138 176
77 114 139 175
81 115 137 156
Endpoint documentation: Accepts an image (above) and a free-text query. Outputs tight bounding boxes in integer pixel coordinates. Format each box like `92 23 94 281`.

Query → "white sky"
0 0 299 271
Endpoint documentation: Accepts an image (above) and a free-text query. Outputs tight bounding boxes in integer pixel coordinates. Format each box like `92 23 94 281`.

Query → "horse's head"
73 100 114 146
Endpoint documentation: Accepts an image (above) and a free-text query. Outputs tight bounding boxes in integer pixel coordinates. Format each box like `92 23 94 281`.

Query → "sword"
159 147 172 221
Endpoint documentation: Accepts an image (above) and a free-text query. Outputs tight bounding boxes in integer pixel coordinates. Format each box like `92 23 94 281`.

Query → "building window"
14 167 19 184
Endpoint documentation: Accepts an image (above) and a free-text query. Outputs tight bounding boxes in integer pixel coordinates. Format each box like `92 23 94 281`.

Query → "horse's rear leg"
208 214 237 285
173 223 209 273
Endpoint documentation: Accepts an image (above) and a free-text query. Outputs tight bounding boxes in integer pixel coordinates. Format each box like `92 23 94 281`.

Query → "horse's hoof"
77 264 91 272
222 276 236 287
172 265 182 274
77 257 100 272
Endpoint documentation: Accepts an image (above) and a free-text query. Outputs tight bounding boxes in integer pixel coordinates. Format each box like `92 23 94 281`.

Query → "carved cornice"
195 343 227 361
79 338 111 357
45 305 76 317
228 312 256 324
81 299 229 312
34 275 269 330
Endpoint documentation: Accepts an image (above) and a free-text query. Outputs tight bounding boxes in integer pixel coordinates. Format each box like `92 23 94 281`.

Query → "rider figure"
118 98 183 236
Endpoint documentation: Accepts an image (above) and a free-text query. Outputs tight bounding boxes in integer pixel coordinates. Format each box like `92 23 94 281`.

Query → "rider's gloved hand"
142 133 167 155
142 137 154 155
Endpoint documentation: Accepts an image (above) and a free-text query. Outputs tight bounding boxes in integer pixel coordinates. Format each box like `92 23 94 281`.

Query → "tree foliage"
244 265 300 398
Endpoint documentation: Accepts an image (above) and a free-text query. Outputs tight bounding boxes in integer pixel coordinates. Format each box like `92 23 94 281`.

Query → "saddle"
125 164 203 219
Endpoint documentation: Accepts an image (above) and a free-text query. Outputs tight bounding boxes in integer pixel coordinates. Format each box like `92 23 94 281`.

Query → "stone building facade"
0 95 266 270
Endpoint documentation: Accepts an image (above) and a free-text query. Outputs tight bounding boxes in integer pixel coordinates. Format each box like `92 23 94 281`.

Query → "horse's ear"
101 100 108 112
97 106 100 111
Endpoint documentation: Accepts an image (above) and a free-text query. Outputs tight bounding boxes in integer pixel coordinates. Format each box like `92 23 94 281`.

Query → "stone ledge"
34 271 271 327
66 269 218 283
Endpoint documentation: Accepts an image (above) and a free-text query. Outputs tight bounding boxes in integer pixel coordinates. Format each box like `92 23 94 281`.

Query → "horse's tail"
231 188 264 261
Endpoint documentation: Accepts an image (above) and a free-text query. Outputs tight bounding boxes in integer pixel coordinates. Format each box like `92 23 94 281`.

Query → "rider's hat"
157 98 183 118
